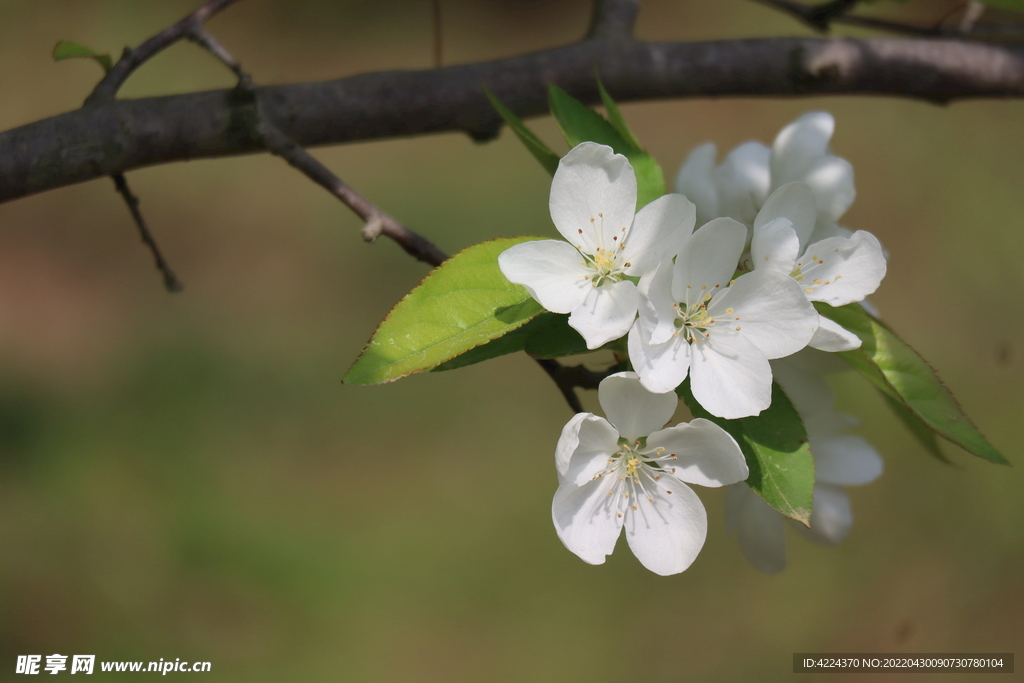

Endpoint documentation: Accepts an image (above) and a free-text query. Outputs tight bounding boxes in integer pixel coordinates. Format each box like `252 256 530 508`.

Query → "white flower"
750 183 887 351
499 142 695 349
627 218 819 418
553 372 748 575
675 112 855 240
724 352 883 573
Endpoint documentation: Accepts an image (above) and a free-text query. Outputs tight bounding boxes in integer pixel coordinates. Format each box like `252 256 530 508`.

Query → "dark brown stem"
111 174 184 292
433 0 443 69
535 360 616 414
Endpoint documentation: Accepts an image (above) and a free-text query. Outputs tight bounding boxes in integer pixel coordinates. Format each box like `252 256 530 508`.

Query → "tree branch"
4 35 1024 205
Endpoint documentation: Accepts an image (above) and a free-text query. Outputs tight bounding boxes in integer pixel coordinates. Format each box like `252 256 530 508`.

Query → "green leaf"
596 77 642 152
484 86 560 176
878 390 953 465
344 237 545 385
53 40 112 73
818 302 1009 465
678 380 815 525
431 314 553 372
547 83 665 209
524 314 591 359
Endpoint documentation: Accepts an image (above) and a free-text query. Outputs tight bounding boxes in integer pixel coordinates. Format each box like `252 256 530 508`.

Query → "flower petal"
810 432 883 486
552 477 623 566
624 473 707 575
754 182 817 249
645 418 748 487
672 217 747 305
568 279 639 349
550 142 637 251
622 193 696 276
800 156 855 222
724 484 787 574
796 483 852 546
498 240 590 313
674 142 720 227
599 372 677 442
713 270 818 360
771 111 834 182
716 141 771 229
794 230 887 306
690 331 773 419
628 322 692 394
555 412 620 485
750 217 799 278
808 316 861 352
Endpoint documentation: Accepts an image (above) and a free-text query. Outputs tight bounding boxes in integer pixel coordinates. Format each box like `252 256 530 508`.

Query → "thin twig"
258 117 450 267
751 0 1024 38
86 0 242 105
182 25 450 268
111 174 184 292
433 0 443 69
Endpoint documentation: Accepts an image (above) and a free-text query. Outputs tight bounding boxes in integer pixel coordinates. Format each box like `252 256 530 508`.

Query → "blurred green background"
0 1 1021 681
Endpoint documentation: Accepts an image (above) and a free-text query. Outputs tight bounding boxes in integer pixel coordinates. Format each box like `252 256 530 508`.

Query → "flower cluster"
501 113 886 574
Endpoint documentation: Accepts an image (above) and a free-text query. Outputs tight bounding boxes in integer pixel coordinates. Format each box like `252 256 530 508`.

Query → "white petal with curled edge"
754 182 817 249
724 484 787 574
799 156 855 222
811 433 883 486
714 270 818 360
550 142 637 251
552 476 623 566
808 316 861 352
675 142 720 226
622 193 696 277
555 413 620 485
624 473 707 575
629 324 692 395
716 141 771 228
637 258 678 346
690 332 773 419
498 240 591 314
771 112 835 184
797 484 852 546
750 217 799 278
796 230 886 306
599 372 677 443
645 418 748 488
672 218 747 304
568 279 639 349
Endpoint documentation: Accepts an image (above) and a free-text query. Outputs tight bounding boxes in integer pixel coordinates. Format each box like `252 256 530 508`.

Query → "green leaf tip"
818 302 1010 466
53 40 113 73
483 84 559 176
344 236 547 386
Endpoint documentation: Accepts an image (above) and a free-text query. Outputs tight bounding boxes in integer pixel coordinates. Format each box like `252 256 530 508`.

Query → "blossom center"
593 441 679 516
578 212 630 287
670 284 742 344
